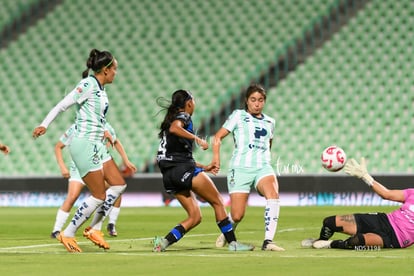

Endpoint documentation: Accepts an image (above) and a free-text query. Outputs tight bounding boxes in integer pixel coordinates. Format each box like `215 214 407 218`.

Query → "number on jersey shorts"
69 137 105 177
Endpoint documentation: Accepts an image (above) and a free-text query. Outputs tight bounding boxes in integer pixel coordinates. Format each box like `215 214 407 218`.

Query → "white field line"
2 227 407 259
0 228 306 252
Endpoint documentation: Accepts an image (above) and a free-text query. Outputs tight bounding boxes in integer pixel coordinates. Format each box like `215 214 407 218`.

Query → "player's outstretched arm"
169 119 208 150
211 128 230 171
371 180 405 203
344 157 405 203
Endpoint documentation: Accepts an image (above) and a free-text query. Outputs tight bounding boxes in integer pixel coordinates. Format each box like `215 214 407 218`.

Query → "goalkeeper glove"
344 157 374 187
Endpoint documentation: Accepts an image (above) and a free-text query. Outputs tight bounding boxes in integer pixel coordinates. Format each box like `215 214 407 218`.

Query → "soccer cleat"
50 230 60 239
301 238 317 248
152 236 169 252
107 223 118 237
57 233 82 253
83 227 110 249
228 241 255 251
262 240 285 251
215 233 227 247
312 240 333 249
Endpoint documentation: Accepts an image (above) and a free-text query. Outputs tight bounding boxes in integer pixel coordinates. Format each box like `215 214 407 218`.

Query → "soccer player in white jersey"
33 49 128 253
212 84 284 251
51 122 136 239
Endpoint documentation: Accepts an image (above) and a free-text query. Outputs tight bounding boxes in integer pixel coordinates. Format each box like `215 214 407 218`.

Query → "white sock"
264 199 280 241
89 185 126 230
92 218 105 231
63 196 103 237
108 207 121 225
52 209 70 232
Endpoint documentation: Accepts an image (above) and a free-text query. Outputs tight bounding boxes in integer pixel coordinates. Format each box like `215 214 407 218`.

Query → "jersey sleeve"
222 110 240 132
403 189 414 202
176 112 190 124
40 91 77 128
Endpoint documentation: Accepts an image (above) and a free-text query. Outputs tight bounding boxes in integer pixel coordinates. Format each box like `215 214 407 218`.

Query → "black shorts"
354 213 400 248
158 161 195 194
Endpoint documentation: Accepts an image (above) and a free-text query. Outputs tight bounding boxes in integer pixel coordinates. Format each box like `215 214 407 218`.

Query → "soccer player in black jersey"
153 89 254 252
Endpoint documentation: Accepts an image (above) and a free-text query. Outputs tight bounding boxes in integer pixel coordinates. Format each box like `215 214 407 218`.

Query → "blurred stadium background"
0 0 413 205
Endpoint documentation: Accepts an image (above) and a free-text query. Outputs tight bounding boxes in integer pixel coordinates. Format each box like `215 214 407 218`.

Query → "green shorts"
102 147 112 163
68 160 85 185
227 165 276 194
69 137 105 177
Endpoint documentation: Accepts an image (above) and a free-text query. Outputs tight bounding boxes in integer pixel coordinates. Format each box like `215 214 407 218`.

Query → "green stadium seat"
0 0 378 175
268 0 414 173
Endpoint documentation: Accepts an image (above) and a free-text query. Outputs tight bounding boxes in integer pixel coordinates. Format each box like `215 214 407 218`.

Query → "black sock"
331 240 346 249
165 224 186 245
319 216 343 240
217 217 236 243
331 234 366 249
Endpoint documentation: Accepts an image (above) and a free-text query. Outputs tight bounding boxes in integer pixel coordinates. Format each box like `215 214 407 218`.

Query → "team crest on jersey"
254 127 267 138
76 87 82 93
92 154 100 165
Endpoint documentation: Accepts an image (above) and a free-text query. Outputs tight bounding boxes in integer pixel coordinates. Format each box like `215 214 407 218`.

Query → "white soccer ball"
321 145 347 172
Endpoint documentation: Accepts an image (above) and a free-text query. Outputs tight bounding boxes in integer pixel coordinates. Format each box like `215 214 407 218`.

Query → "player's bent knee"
323 216 343 232
231 215 244 223
323 216 335 227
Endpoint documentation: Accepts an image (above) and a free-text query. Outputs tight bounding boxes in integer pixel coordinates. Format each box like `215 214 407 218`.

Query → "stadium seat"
265 0 414 173
1 0 382 175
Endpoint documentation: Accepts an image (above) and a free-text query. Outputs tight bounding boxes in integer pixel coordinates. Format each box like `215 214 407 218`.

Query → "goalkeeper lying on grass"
302 157 414 250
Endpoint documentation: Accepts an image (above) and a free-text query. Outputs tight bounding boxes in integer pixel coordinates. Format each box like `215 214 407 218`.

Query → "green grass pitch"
0 205 413 275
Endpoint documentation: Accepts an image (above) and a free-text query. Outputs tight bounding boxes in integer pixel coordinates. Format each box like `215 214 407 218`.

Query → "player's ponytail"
82 49 114 78
157 90 193 138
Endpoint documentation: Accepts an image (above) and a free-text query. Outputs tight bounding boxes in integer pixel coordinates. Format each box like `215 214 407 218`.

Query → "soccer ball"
321 145 347 172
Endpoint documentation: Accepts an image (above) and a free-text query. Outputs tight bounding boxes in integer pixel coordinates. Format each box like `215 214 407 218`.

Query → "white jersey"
223 109 275 168
40 76 109 142
60 121 117 168
72 76 109 141
60 122 115 146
